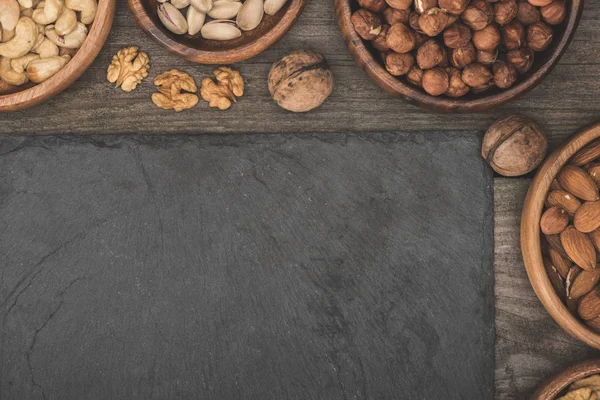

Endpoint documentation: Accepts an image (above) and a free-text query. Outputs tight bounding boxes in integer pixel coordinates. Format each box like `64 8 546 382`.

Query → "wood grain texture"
522 123 600 350
128 0 308 64
0 0 115 112
494 178 598 400
334 0 583 113
0 0 599 138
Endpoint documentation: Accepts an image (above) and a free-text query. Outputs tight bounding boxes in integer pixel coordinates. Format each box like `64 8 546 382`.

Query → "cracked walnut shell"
151 69 199 112
200 66 245 110
107 46 150 92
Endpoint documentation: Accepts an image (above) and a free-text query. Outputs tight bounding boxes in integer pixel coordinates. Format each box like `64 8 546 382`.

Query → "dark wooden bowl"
0 0 116 112
334 0 583 113
531 359 600 399
128 0 308 64
522 123 600 349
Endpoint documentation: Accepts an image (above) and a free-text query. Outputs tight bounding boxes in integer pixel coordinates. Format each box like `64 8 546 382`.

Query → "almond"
574 201 600 233
545 260 565 300
557 165 600 201
565 266 581 299
579 287 600 320
587 315 600 332
545 234 569 259
571 140 600 166
569 268 600 299
560 226 597 270
540 206 569 235
586 164 600 187
546 190 581 216
589 228 600 252
549 246 571 278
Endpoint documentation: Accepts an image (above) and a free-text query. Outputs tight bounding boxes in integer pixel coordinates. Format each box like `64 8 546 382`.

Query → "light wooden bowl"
128 0 308 64
531 359 600 399
334 0 583 113
0 0 116 112
522 123 600 349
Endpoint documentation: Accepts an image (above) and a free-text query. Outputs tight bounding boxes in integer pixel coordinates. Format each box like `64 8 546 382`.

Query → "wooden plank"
493 177 598 400
0 0 598 140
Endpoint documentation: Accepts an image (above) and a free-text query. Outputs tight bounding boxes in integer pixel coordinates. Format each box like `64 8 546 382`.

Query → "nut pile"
350 0 567 97
157 0 288 40
556 374 600 400
0 0 96 88
541 139 600 332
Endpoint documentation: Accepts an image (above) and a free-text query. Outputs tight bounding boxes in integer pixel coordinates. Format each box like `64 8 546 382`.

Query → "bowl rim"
334 0 584 113
127 0 308 65
530 359 600 399
521 122 600 350
0 0 116 112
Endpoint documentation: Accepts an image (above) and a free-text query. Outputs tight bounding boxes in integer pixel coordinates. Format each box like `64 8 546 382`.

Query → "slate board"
0 133 494 400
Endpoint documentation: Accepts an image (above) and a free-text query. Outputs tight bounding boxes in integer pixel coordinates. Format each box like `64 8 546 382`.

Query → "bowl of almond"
522 123 600 349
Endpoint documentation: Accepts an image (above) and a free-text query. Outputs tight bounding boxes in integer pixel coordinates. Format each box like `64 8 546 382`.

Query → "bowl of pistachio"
128 0 308 64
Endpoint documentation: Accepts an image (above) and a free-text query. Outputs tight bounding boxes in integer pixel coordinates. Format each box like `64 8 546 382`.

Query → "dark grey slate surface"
0 133 494 400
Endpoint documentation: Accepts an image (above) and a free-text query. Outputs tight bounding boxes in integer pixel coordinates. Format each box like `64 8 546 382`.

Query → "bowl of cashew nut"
0 0 115 111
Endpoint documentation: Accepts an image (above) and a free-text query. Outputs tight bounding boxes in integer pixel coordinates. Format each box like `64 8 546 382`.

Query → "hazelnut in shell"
384 7 410 25
268 51 334 113
384 51 415 75
527 0 553 6
386 23 416 53
493 60 518 88
414 0 438 14
446 67 469 97
358 0 387 12
352 9 383 40
443 22 471 48
450 42 476 69
461 0 493 31
416 39 445 69
476 49 498 65
385 0 413 10
462 63 493 88
406 66 424 87
473 24 501 51
516 1 540 25
373 25 390 51
541 0 566 25
507 48 534 73
409 11 424 33
481 114 548 177
501 20 526 50
418 7 449 37
438 0 469 15
493 0 518 25
527 21 553 51
422 67 449 96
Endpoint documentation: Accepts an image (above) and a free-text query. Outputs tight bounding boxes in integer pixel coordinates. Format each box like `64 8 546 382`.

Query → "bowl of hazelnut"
335 0 583 112
522 122 600 350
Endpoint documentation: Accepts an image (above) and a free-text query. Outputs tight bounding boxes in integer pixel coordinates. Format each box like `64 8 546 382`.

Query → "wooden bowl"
334 0 584 113
531 359 600 399
522 123 600 349
0 0 116 112
128 0 308 64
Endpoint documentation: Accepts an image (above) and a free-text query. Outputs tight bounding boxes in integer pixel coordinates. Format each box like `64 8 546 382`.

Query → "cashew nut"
18 0 32 8
45 21 85 48
32 36 56 57
32 0 61 24
54 6 74 35
11 51 38 72
0 16 36 58
0 55 27 84
25 53 67 82
2 27 14 42
64 0 95 24
0 0 20 31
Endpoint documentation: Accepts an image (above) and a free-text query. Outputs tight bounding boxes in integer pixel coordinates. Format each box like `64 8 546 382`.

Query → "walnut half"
106 46 150 92
200 66 244 111
151 69 199 112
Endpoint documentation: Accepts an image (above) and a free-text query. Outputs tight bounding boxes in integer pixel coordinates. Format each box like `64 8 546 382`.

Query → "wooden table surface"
3 0 600 398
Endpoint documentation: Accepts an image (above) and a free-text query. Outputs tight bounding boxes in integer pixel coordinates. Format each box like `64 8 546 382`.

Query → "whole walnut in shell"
268 50 334 113
482 114 548 176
